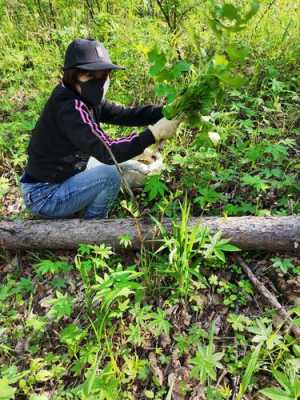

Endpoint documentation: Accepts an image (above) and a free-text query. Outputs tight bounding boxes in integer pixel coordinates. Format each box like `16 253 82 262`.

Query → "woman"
20 38 179 219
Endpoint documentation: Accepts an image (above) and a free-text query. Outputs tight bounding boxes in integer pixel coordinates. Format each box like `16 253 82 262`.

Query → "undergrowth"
0 0 300 398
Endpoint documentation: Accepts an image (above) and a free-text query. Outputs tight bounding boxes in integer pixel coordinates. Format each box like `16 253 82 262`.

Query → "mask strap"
103 76 110 99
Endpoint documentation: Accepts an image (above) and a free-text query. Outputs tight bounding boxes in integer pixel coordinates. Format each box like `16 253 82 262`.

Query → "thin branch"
155 0 174 31
234 255 300 339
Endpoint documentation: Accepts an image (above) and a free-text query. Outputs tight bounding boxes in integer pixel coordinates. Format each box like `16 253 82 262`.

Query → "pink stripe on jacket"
74 99 139 146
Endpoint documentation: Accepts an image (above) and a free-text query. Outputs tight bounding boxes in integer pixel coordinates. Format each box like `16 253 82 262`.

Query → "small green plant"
59 324 87 357
241 174 269 193
271 257 300 275
194 186 225 209
118 234 132 249
75 243 114 310
0 378 16 400
227 313 252 332
190 320 224 385
208 0 259 36
237 344 261 400
144 174 168 201
73 361 121 399
153 198 240 297
260 368 300 400
217 278 253 307
247 318 283 351
92 264 144 340
149 308 171 337
46 292 75 322
34 259 73 276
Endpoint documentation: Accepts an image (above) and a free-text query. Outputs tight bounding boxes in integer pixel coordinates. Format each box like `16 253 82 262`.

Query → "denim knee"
106 166 121 190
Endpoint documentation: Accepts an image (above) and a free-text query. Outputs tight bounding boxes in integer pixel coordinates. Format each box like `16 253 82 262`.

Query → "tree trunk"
0 216 299 253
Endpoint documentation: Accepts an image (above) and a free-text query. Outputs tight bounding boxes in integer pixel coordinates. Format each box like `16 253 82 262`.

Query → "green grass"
0 0 300 398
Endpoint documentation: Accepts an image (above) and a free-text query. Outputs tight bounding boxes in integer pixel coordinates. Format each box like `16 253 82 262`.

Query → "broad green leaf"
155 83 177 102
144 174 168 201
226 45 250 62
170 60 191 78
0 378 16 400
35 370 53 382
221 244 240 252
260 387 293 400
221 4 239 20
237 345 261 400
272 370 290 392
148 48 167 76
213 54 229 67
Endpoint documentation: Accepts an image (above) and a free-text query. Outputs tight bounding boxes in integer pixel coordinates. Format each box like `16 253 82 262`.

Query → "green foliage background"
0 0 299 218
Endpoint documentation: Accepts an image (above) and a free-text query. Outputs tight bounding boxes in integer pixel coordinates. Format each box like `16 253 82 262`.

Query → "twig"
90 114 145 245
216 368 227 387
234 255 300 339
155 0 174 32
232 375 240 400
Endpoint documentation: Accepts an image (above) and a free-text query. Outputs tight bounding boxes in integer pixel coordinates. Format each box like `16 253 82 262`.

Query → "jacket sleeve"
56 99 156 165
97 100 164 126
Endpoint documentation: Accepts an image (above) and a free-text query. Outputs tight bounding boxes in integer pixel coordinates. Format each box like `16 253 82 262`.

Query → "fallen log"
0 216 299 253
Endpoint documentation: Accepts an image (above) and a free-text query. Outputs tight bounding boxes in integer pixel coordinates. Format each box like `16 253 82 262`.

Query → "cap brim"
75 62 125 71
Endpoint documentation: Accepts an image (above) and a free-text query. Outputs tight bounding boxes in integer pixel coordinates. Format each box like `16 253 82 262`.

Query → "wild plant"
91 264 144 342
190 320 224 386
152 197 239 298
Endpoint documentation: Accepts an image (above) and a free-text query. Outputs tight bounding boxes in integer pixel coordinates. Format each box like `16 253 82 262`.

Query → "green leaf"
221 4 239 20
213 54 229 67
59 324 85 346
30 395 49 400
272 370 291 392
220 243 240 252
226 45 250 62
35 259 72 276
244 0 260 22
217 72 247 88
46 292 75 321
260 388 293 400
155 83 177 102
0 378 16 400
35 370 53 382
144 174 168 201
0 177 10 197
170 60 191 78
148 48 167 77
237 345 261 400
241 174 269 192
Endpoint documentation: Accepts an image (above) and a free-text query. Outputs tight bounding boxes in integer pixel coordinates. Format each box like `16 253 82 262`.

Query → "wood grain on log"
0 216 299 253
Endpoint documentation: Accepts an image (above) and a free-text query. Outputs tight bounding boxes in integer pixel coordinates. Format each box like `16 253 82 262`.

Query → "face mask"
78 78 105 107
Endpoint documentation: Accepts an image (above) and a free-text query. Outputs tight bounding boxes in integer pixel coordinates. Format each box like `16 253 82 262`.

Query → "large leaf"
237 345 261 400
260 388 293 400
0 378 16 400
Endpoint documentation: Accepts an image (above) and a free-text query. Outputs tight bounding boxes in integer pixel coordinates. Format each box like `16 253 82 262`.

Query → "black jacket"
21 83 162 183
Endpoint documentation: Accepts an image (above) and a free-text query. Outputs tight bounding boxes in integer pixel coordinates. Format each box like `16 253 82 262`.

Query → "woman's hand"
148 117 180 142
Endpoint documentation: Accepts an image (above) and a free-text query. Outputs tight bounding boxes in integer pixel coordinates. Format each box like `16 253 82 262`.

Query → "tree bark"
0 216 299 253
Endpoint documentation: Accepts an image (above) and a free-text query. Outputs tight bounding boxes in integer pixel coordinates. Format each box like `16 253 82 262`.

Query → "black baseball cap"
63 38 125 71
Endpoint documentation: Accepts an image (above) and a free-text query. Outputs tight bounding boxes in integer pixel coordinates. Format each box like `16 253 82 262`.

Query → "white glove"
86 148 164 188
148 117 180 142
122 148 164 187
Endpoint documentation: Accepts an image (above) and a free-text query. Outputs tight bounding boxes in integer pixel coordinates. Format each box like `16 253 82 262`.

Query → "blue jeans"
20 165 121 219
